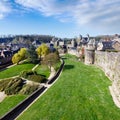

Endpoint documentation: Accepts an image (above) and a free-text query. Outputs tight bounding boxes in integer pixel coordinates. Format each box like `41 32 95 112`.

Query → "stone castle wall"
67 49 80 57
85 49 95 65
95 51 120 82
94 51 120 107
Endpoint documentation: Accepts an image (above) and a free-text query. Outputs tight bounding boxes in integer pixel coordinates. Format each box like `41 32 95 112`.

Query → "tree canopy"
42 52 60 67
18 48 27 59
12 53 21 64
12 48 27 64
26 45 38 63
36 44 50 59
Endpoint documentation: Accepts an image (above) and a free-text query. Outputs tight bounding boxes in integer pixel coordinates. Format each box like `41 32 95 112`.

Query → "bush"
5 77 24 95
20 70 36 78
20 70 46 83
0 79 11 91
0 76 43 95
19 84 39 95
20 70 28 78
28 75 46 83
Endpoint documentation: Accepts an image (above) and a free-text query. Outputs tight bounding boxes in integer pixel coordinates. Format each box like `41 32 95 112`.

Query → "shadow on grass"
39 74 46 77
61 57 67 60
63 65 74 71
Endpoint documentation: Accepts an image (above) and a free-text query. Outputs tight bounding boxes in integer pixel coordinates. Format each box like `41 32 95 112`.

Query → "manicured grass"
53 61 61 71
17 54 120 120
0 63 35 79
35 65 50 78
0 95 27 117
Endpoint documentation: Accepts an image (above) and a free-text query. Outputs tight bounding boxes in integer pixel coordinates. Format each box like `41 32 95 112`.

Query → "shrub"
20 70 36 78
20 70 46 83
26 70 34 76
5 77 24 95
19 84 39 95
0 79 11 91
27 75 46 83
20 70 28 78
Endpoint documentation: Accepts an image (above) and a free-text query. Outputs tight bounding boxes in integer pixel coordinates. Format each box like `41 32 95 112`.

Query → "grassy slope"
0 95 27 117
0 63 35 117
0 63 35 79
17 54 120 120
35 65 50 78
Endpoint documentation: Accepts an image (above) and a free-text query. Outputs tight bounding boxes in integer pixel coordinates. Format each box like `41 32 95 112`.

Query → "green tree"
36 45 42 60
42 52 60 71
18 48 27 59
41 44 49 56
12 48 27 64
36 44 49 60
27 45 38 63
12 53 21 64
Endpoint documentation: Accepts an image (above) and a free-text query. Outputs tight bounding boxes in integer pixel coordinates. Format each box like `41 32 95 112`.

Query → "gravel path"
0 92 7 102
47 67 56 80
109 86 120 108
15 64 64 120
32 64 39 71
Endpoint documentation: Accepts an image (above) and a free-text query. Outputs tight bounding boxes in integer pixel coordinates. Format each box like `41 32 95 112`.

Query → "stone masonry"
94 51 120 107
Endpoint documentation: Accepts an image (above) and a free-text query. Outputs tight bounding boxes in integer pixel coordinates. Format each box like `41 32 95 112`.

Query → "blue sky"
0 0 120 38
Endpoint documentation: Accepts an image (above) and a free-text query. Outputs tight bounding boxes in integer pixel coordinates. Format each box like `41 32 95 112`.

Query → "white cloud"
15 0 120 34
0 0 11 19
15 0 65 16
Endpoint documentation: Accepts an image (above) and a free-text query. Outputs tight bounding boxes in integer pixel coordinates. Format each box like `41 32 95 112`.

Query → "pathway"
0 60 64 120
15 64 64 120
0 92 6 103
47 67 56 80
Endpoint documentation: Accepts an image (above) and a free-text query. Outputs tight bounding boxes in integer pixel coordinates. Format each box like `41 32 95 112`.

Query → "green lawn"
35 65 50 78
17 54 120 120
0 63 35 79
0 95 27 117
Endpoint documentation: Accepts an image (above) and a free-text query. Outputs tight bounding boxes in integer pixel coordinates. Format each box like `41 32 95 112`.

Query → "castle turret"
84 38 95 65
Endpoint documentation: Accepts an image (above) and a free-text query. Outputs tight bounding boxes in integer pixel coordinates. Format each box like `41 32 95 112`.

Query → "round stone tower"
84 39 95 65
85 49 95 65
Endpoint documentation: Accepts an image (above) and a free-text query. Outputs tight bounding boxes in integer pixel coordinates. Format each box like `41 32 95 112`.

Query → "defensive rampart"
95 51 120 107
